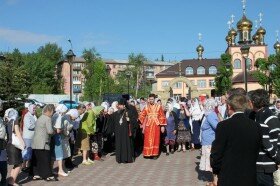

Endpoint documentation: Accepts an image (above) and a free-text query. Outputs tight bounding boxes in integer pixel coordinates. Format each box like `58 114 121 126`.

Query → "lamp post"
105 65 111 94
240 44 250 93
66 49 76 109
126 71 132 95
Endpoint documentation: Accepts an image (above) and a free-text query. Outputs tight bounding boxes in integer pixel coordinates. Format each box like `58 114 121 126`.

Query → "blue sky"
0 0 279 61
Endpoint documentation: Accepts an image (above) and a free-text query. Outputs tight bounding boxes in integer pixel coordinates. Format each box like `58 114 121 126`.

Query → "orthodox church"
154 1 280 100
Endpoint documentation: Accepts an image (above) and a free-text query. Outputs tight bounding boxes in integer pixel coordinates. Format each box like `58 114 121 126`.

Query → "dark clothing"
255 107 280 174
191 120 201 145
0 160 7 184
210 113 262 186
111 109 133 163
31 149 53 179
256 172 273 186
6 120 23 166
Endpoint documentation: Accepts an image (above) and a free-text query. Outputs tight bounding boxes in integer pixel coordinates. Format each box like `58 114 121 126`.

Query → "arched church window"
209 66 217 74
185 67 194 75
246 58 252 70
197 66 205 75
233 59 241 69
243 31 248 41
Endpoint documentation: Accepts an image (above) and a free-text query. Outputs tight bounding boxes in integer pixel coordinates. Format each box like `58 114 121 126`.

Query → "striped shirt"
255 107 280 173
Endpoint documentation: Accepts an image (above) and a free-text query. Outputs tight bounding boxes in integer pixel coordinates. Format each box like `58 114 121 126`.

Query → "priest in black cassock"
111 98 134 163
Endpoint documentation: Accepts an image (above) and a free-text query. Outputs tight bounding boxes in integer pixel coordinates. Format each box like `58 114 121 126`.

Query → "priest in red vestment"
139 94 166 158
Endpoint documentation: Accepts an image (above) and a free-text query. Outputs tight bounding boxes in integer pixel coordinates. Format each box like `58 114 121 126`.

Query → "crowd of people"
1 88 280 185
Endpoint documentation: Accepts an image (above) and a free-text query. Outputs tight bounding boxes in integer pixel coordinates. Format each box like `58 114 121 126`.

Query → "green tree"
252 58 270 89
215 53 233 96
0 50 31 100
24 43 63 94
267 54 280 97
82 48 111 103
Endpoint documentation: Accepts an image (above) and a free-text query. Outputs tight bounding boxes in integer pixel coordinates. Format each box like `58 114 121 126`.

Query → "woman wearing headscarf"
177 102 191 152
164 103 178 155
189 98 203 150
22 104 37 172
5 108 25 186
31 104 56 181
62 109 79 169
199 98 219 185
51 104 68 176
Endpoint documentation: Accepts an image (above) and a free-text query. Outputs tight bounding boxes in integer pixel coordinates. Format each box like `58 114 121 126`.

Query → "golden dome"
237 15 253 30
274 41 280 49
257 26 266 35
228 28 237 36
196 44 204 52
252 33 259 41
225 35 231 42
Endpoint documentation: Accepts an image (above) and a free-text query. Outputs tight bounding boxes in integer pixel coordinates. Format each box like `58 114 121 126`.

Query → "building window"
161 81 169 88
173 82 182 89
73 77 79 81
197 80 206 88
197 66 205 75
246 58 252 70
209 66 217 74
209 80 215 87
185 67 194 75
233 59 241 69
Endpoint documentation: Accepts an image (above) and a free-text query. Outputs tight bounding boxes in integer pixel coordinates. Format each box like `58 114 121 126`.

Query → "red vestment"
139 103 166 157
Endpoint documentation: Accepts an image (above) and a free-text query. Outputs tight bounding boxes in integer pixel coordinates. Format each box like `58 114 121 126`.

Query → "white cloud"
0 27 63 45
5 0 20 5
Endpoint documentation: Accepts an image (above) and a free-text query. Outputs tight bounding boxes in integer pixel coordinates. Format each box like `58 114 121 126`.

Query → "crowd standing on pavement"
1 88 280 185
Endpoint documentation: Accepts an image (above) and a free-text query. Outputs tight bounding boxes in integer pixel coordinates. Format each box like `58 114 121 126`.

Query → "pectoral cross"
259 12 263 26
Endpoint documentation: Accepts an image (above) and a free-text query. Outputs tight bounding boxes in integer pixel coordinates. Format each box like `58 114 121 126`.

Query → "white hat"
66 109 79 119
55 104 68 114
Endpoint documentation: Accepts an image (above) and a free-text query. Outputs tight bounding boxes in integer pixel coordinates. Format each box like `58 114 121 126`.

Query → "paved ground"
13 150 209 186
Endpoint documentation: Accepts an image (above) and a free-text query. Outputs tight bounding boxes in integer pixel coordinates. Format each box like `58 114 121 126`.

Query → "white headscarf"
101 102 109 112
5 108 18 122
55 104 68 114
165 103 173 118
28 104 36 115
204 98 216 116
66 109 79 119
111 101 118 112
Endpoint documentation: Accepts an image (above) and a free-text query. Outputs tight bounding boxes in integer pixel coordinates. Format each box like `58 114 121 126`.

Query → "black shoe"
166 152 169 156
152 156 158 160
171 149 174 154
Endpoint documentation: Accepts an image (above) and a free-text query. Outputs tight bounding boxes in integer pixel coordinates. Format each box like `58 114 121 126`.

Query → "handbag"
11 121 24 150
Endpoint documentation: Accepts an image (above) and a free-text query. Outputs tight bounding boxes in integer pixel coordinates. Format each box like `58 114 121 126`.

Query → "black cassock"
111 109 134 163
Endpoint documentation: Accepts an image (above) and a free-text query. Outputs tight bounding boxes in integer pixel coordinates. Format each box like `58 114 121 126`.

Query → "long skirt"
191 120 201 145
143 124 160 157
32 149 53 179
